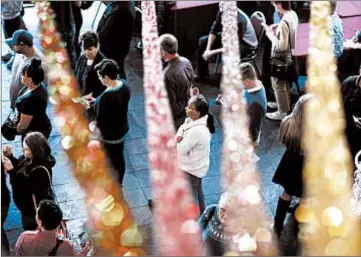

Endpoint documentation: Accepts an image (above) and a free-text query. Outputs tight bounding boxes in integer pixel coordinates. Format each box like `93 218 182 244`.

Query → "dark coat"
75 51 106 98
97 2 135 65
7 155 55 217
272 150 304 198
163 56 194 130
342 75 361 164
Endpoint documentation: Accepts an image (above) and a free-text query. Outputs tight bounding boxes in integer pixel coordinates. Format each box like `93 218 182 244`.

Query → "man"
342 69 361 171
159 34 195 130
1 0 27 69
49 2 78 69
97 1 135 79
329 1 344 58
196 7 258 81
216 62 267 146
6 29 47 110
15 200 77 256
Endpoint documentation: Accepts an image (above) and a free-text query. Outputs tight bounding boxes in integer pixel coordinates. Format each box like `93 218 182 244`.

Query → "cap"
5 29 33 47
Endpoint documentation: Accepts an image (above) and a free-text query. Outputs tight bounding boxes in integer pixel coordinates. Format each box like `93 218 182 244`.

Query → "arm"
176 128 200 155
16 113 33 134
266 21 289 52
207 11 222 51
14 233 25 256
247 102 265 143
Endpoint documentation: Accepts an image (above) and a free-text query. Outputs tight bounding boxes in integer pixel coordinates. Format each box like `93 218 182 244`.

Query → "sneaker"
266 111 287 121
267 101 278 109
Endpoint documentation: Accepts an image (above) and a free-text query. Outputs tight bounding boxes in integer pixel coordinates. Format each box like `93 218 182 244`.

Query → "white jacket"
176 115 211 178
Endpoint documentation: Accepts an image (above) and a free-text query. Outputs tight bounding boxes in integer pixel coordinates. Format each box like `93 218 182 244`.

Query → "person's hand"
352 36 358 43
3 146 12 157
202 50 214 61
2 156 14 172
176 136 183 143
82 94 95 102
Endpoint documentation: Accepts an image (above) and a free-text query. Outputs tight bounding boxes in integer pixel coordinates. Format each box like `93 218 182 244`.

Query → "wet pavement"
1 4 301 254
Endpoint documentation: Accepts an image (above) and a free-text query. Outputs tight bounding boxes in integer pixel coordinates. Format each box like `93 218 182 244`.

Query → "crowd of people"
1 0 361 256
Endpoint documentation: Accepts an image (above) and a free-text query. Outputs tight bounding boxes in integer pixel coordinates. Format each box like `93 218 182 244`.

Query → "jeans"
271 76 291 113
186 173 205 215
103 142 126 187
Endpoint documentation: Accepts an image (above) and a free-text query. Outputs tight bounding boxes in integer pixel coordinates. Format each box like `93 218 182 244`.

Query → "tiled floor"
1 3 289 254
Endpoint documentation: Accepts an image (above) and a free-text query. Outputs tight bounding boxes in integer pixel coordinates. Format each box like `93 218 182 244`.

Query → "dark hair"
274 1 291 10
24 132 54 167
80 31 99 50
240 62 257 80
21 58 44 85
159 34 178 54
329 0 337 14
37 200 63 230
190 95 215 134
94 59 119 80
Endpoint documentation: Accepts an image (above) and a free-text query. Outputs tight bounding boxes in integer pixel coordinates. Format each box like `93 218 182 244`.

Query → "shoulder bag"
31 165 69 239
270 20 299 83
1 111 19 141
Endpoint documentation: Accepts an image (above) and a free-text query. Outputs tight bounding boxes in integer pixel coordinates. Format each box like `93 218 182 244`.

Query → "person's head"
6 29 34 55
94 59 119 86
186 95 215 134
80 31 99 60
273 1 291 13
23 132 52 165
240 62 257 89
21 58 44 86
218 192 231 223
280 94 314 152
159 34 178 61
329 0 337 15
36 200 63 231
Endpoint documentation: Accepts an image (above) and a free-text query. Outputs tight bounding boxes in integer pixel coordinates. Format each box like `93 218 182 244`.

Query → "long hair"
24 132 55 168
190 95 216 134
280 94 313 152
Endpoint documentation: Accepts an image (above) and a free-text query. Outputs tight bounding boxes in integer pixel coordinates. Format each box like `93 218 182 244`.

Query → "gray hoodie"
1 0 23 20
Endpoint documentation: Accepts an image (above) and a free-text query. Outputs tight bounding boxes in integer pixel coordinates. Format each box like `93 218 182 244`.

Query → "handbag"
270 21 299 83
31 165 69 239
1 111 19 141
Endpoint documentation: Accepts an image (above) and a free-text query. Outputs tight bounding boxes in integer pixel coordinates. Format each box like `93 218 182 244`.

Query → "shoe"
267 101 278 109
266 111 287 121
1 52 13 62
6 55 15 70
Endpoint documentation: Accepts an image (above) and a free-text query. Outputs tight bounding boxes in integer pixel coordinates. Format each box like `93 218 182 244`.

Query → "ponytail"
207 113 215 134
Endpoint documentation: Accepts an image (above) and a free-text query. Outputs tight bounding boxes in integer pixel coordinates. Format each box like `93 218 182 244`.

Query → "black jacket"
342 75 361 161
49 2 75 37
97 2 135 62
75 51 106 98
7 155 55 216
163 56 194 129
1 163 10 212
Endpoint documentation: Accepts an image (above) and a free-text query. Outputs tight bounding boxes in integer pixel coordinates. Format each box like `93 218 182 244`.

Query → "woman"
85 59 131 187
265 1 298 121
272 94 313 237
176 94 215 215
198 192 230 256
75 31 106 102
2 132 56 230
15 58 51 141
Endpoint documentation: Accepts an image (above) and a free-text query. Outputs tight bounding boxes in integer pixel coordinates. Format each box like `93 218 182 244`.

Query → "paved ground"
1 4 303 254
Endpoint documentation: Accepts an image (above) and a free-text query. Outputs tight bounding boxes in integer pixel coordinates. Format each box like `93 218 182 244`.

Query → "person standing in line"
264 1 298 121
6 30 47 111
14 200 77 256
97 1 136 79
1 162 11 256
159 34 195 130
2 132 56 230
75 31 106 102
84 59 131 187
176 94 215 215
272 94 314 238
1 0 27 70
